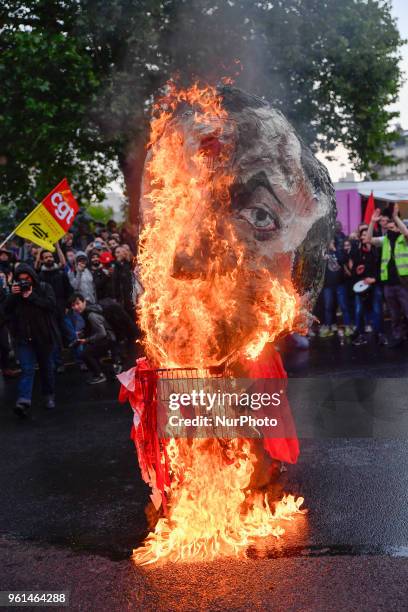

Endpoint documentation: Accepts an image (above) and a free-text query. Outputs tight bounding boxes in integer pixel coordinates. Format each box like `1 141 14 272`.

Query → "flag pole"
0 230 16 250
0 205 40 250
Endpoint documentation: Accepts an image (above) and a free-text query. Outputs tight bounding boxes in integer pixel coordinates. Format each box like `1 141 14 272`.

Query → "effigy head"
138 84 336 368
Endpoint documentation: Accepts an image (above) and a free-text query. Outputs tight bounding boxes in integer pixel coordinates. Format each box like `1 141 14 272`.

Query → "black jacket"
4 264 60 348
351 245 381 283
112 261 134 314
323 247 347 288
39 265 72 312
92 267 115 301
0 285 10 329
82 303 115 345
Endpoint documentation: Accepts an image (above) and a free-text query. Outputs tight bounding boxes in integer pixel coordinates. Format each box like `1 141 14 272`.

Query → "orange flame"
138 82 300 368
134 82 305 565
133 439 305 565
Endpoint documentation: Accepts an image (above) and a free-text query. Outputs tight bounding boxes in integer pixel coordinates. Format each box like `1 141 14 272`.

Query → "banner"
15 179 79 251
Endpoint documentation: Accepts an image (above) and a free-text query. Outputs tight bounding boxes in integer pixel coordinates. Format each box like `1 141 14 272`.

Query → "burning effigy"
119 82 336 564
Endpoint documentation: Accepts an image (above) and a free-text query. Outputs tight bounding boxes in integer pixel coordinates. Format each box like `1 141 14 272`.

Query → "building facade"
374 126 408 180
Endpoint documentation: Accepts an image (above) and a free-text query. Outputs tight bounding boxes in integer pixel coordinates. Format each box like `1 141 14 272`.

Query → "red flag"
364 191 375 224
41 178 79 233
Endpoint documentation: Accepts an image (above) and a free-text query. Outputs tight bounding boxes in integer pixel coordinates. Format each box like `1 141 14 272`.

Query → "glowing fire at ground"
133 439 305 565
132 82 306 565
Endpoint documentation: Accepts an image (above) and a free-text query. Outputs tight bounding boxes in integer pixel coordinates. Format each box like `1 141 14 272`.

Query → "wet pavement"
1 336 408 610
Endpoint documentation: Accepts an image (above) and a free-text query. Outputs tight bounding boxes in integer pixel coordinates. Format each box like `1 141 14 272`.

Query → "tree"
0 0 404 227
0 1 118 222
158 0 404 175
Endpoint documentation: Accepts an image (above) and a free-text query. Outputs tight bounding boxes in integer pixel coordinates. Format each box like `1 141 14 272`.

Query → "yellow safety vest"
380 234 408 281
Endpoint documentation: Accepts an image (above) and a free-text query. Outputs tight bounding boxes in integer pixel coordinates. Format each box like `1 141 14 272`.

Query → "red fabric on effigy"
118 359 170 512
243 343 299 465
118 344 299 509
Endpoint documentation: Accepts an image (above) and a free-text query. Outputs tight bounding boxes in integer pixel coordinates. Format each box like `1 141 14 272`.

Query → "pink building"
335 180 408 234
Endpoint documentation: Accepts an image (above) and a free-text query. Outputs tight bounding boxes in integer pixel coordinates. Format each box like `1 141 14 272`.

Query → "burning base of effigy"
119 81 336 565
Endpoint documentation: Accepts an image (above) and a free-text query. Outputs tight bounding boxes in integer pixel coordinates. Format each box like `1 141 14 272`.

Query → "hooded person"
4 263 60 415
0 248 14 276
69 292 117 384
67 251 96 303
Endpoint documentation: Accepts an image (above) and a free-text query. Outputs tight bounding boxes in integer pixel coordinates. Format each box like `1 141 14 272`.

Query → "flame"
133 439 305 565
138 81 300 368
134 82 305 565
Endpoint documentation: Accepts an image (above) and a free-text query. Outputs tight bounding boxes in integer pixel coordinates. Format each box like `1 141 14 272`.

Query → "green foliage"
0 0 405 219
86 203 114 225
0 0 119 217
157 0 404 175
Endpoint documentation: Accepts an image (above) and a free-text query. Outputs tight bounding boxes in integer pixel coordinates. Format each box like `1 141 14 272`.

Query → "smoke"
162 0 279 97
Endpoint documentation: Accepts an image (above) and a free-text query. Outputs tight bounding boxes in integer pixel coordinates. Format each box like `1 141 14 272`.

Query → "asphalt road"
1 336 408 611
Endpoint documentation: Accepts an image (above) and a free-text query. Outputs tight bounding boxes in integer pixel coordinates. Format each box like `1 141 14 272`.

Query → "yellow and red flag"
15 179 79 251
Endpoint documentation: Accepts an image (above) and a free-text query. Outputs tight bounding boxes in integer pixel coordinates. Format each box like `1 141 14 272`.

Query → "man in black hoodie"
4 264 59 416
38 248 72 371
69 293 116 384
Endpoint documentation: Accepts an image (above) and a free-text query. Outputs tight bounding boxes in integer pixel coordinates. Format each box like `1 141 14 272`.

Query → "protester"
334 220 346 250
368 205 408 347
350 228 386 346
376 214 389 237
0 270 20 378
98 227 110 243
61 232 74 254
69 293 117 384
120 225 137 254
4 264 59 415
98 296 139 348
107 219 118 234
320 240 353 337
38 247 72 371
107 237 119 251
91 251 115 300
0 248 14 275
64 247 76 273
68 251 96 303
112 245 135 318
73 222 94 251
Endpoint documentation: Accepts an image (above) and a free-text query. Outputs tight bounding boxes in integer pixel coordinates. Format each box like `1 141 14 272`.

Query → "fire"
133 82 305 565
133 439 305 565
138 81 300 368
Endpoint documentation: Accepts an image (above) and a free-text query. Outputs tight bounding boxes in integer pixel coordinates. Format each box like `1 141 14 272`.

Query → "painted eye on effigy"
239 205 281 238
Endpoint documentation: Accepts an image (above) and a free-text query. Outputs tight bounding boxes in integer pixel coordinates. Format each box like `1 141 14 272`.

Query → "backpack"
98 298 138 341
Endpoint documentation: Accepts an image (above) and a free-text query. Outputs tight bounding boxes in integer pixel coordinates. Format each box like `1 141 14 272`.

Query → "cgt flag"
14 179 79 251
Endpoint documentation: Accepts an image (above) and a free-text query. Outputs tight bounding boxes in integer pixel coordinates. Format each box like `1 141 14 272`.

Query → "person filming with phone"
3 264 60 417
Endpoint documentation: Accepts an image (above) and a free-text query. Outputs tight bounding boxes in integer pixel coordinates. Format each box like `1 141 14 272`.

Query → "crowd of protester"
314 203 408 348
2 203 408 418
0 218 141 418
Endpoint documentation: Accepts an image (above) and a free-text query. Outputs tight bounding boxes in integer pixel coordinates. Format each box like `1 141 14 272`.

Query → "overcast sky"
319 0 408 182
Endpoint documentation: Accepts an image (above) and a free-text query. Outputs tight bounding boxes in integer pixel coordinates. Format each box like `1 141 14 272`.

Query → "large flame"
133 439 305 565
138 82 300 368
134 83 304 565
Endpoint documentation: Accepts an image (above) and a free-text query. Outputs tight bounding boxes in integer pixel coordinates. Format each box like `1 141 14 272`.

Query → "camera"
16 279 33 292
